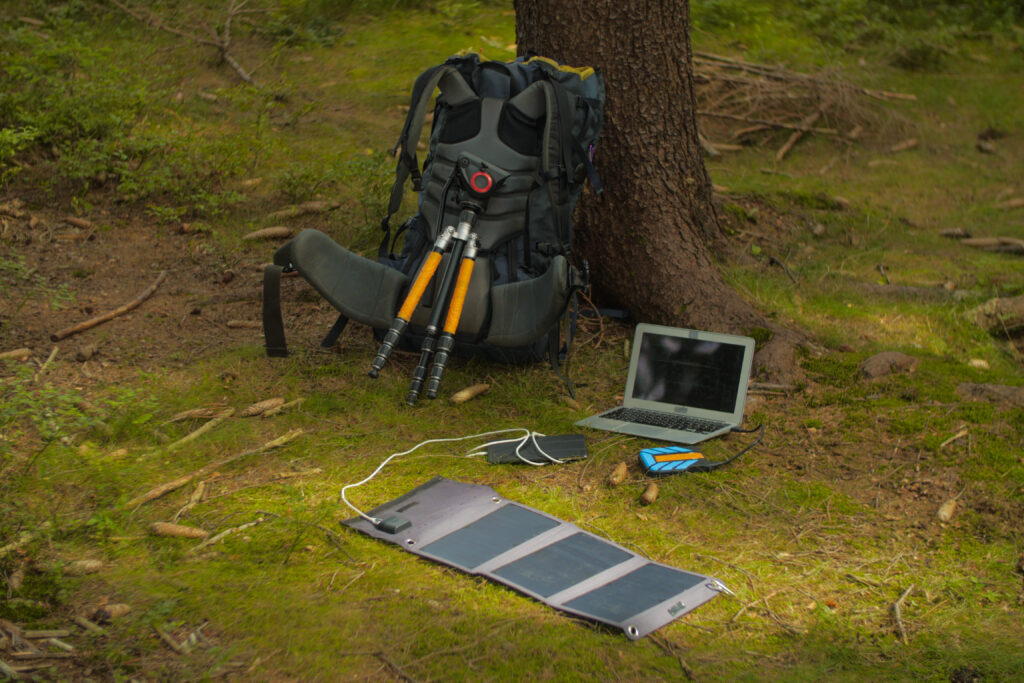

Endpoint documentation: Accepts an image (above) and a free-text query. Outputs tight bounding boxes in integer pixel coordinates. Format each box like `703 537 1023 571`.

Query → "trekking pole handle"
369 227 454 378
425 235 479 399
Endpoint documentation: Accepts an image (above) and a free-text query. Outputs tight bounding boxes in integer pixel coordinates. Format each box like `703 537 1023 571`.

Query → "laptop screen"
631 332 747 414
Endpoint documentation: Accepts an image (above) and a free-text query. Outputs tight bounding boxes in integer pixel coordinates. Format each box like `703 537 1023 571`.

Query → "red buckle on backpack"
469 171 493 195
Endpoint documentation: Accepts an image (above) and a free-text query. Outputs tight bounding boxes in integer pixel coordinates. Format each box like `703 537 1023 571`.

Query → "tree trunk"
515 0 799 380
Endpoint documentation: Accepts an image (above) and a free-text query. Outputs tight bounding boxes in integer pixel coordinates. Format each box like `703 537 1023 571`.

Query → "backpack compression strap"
508 78 579 255
380 65 478 258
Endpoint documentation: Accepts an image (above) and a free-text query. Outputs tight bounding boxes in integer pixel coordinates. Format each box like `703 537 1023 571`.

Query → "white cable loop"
340 427 560 525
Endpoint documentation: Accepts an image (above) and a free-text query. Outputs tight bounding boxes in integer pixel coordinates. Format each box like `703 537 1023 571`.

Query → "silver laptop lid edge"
621 323 756 424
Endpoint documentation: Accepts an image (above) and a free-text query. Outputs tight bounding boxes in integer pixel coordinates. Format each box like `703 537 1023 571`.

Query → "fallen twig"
51 270 167 341
748 382 794 394
107 0 259 85
188 516 269 554
172 481 208 521
22 629 71 639
241 226 292 241
960 236 1024 254
0 348 31 361
155 626 187 655
776 109 823 162
150 522 209 539
768 255 799 284
892 584 915 644
649 634 695 681
165 406 229 423
164 407 235 452
0 659 22 680
939 428 969 449
0 523 52 561
240 397 285 417
261 397 305 418
32 346 58 382
125 429 303 509
698 110 838 136
72 616 105 635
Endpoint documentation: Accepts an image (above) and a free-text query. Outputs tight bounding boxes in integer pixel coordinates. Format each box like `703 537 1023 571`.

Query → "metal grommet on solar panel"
406 539 415 545
627 625 639 637
492 497 501 503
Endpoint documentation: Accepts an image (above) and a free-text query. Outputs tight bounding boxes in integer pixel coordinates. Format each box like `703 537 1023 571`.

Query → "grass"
2 0 1024 680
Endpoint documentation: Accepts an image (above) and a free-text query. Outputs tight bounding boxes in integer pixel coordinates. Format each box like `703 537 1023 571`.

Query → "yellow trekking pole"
425 235 479 399
369 226 454 378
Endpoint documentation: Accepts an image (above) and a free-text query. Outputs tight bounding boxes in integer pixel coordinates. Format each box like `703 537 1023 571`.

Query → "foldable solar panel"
343 477 728 639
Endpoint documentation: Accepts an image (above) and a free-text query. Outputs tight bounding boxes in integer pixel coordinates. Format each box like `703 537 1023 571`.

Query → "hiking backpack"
262 53 605 395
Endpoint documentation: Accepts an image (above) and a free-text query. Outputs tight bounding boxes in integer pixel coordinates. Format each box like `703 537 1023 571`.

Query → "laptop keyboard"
604 407 726 434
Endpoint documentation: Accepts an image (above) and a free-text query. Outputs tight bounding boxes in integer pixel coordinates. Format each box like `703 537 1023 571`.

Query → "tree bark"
515 0 799 380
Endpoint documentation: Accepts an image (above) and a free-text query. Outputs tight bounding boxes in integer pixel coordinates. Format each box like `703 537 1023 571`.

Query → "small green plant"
0 363 99 457
0 256 76 343
0 126 39 186
0 24 150 191
277 162 341 204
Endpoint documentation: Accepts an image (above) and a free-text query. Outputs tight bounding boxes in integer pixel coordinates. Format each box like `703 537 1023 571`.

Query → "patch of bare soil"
0 195 341 385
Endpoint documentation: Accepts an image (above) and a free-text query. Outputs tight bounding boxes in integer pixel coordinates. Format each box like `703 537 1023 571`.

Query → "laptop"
576 324 756 445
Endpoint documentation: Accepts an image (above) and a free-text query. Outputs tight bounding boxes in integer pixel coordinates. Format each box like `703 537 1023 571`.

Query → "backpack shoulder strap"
379 64 478 257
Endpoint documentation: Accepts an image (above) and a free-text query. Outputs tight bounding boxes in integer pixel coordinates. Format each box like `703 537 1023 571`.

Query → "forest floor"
2 3 1023 681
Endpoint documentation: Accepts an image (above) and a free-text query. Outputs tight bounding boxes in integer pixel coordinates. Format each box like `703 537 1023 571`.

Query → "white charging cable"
340 427 561 525
466 431 565 466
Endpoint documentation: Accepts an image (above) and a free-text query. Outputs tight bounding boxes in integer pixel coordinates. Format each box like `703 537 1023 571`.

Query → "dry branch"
0 523 52 561
775 109 823 162
124 429 303 509
240 398 285 417
165 407 235 452
72 616 104 635
187 516 270 554
960 236 1024 255
0 348 31 361
150 522 209 539
892 584 915 644
693 50 914 152
242 226 292 241
0 659 22 680
166 406 228 423
107 0 259 86
32 346 58 382
51 271 167 341
698 110 839 136
155 626 187 655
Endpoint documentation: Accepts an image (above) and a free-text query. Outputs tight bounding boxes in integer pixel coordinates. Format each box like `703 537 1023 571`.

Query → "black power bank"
485 434 588 465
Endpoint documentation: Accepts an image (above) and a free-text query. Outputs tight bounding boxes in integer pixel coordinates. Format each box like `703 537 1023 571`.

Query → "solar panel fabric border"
342 477 725 639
